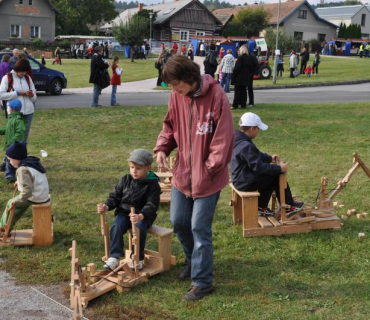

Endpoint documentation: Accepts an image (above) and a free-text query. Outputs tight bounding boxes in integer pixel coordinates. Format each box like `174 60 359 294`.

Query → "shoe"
248 105 254 108
103 257 120 270
111 103 120 106
286 202 304 218
182 285 214 301
178 260 191 280
6 177 16 183
0 162 5 172
231 106 238 110
258 207 275 217
130 260 144 270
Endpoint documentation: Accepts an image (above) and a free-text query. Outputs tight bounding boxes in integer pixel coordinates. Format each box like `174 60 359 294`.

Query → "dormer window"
19 0 23 4
298 10 307 19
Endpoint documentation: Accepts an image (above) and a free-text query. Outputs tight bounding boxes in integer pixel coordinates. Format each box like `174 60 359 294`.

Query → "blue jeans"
92 83 102 107
170 186 220 288
220 73 232 92
22 113 33 142
111 85 117 105
4 156 15 180
109 214 151 260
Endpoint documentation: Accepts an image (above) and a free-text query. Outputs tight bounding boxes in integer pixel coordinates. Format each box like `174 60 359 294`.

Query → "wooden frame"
69 207 176 318
156 156 176 203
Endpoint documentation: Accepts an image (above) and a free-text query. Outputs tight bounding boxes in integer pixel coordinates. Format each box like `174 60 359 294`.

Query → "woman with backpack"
203 43 218 78
0 59 37 141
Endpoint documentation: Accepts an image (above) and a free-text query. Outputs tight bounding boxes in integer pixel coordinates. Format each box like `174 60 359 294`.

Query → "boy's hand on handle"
272 154 280 163
97 203 108 214
9 201 16 210
279 162 288 173
130 212 143 224
156 151 169 171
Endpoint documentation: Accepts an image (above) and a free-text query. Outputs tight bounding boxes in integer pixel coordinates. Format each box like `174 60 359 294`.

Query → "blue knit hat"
9 99 22 111
6 141 27 160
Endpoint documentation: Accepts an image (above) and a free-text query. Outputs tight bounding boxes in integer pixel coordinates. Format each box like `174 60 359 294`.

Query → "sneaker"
182 285 214 301
0 162 5 172
178 260 191 280
258 207 275 217
130 260 144 270
248 105 254 108
103 257 120 270
286 202 304 218
111 103 120 106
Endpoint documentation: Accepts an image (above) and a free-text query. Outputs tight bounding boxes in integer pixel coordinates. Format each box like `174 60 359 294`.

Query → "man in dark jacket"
300 47 309 75
97 149 161 271
203 43 218 78
89 46 110 107
231 112 302 215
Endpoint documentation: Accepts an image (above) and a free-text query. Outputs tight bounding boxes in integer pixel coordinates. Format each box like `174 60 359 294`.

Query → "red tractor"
252 38 272 80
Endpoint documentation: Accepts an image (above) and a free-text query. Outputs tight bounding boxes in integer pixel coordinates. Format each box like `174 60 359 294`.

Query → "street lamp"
272 0 281 84
149 12 154 53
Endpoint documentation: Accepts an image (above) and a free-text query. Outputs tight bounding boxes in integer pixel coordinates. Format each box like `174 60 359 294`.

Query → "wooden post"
32 203 53 246
279 173 287 224
100 212 110 261
131 207 140 275
2 207 15 243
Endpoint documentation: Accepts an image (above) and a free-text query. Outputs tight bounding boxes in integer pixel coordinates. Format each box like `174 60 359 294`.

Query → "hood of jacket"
20 156 46 173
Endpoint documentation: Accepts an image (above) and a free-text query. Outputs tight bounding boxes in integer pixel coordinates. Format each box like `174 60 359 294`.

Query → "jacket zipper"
189 98 193 197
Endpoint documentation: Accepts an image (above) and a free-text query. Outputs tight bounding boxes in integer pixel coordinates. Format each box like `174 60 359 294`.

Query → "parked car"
0 52 67 95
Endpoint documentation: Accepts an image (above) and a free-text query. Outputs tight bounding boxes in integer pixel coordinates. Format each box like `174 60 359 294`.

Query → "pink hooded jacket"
154 74 235 198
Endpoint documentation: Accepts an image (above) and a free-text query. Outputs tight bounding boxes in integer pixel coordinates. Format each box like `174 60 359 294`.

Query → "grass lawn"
44 56 158 88
1 103 370 319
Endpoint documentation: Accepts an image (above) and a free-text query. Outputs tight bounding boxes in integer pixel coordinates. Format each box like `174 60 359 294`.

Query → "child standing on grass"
0 141 49 233
41 54 46 66
0 99 27 183
231 112 303 216
312 51 320 75
110 56 122 106
277 54 284 77
97 149 161 271
305 64 313 77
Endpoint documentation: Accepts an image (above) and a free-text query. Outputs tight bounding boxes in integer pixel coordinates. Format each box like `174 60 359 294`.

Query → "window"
19 0 23 4
196 31 205 36
29 0 33 4
318 33 326 42
160 30 166 40
180 30 189 41
10 25 21 38
361 14 366 27
294 32 303 41
298 10 307 19
30 26 40 38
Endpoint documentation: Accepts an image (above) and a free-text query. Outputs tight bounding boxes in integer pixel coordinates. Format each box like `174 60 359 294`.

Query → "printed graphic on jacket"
196 112 214 135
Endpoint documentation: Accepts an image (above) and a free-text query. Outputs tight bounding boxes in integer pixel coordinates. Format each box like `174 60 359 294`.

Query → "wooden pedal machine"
0 188 53 247
230 153 370 237
156 156 175 203
70 207 176 320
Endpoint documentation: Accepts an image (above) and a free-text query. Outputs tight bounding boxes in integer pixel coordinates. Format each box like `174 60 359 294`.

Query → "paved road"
36 82 370 109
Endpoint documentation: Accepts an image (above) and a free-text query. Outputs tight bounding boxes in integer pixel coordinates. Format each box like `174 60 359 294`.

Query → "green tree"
338 22 343 38
137 9 158 40
264 27 300 54
113 13 148 62
344 0 362 5
234 7 271 37
222 20 247 37
51 0 117 35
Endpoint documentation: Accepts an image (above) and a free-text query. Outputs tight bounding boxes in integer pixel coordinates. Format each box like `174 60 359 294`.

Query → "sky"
123 0 366 6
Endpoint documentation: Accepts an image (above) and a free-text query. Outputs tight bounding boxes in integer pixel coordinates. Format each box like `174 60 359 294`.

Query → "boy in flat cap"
0 141 49 232
97 149 161 271
231 112 303 216
0 99 27 182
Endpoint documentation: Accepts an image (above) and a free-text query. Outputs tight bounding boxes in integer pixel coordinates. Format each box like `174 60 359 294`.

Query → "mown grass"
1 103 370 319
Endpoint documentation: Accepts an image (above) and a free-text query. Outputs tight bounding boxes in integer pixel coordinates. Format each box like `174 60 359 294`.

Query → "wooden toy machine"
69 207 176 320
0 188 53 247
156 156 175 203
230 153 370 237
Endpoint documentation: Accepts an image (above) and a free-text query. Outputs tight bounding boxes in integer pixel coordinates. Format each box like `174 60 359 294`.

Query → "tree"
113 13 148 61
137 9 158 40
264 27 300 55
233 7 271 37
344 0 362 5
338 22 343 38
51 0 117 35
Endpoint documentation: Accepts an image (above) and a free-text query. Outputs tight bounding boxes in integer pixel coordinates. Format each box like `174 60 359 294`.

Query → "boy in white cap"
231 112 302 216
0 99 27 182
97 149 161 271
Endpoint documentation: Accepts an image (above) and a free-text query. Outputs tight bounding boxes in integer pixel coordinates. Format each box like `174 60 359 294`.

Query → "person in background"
41 53 46 66
10 49 19 69
219 49 235 93
277 54 284 77
110 56 122 106
199 42 205 57
219 47 225 59
0 55 12 117
289 50 298 78
304 64 313 77
187 47 194 61
23 48 28 56
300 47 309 75
52 47 62 65
312 51 320 75
172 42 178 54
155 53 165 86
104 42 109 59
203 43 218 78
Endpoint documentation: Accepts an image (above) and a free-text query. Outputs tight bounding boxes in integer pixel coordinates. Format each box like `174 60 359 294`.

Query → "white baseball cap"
239 112 268 131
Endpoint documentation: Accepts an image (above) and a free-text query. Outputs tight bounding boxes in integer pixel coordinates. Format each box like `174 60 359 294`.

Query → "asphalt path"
36 82 370 109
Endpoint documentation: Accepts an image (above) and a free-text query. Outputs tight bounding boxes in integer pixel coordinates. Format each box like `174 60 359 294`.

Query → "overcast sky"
132 0 366 6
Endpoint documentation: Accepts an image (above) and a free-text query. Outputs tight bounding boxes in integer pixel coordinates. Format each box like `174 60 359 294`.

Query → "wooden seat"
32 202 53 246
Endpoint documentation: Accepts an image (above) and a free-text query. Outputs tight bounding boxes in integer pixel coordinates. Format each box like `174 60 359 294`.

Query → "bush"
31 38 45 49
264 27 300 55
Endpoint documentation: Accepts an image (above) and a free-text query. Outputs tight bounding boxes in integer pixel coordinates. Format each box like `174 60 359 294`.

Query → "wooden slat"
267 216 281 227
148 225 173 237
229 183 259 198
258 216 273 228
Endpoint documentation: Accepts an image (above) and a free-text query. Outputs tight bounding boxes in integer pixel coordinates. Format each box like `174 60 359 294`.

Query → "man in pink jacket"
154 55 235 301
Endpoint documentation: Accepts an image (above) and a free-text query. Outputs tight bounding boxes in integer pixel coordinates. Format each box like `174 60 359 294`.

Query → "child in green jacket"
0 99 27 182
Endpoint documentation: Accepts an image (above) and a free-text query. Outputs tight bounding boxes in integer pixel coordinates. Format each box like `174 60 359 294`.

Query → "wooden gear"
69 207 176 317
0 187 53 247
230 153 370 237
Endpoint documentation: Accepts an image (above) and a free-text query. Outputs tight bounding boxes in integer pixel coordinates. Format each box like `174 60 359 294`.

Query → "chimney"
138 3 143 11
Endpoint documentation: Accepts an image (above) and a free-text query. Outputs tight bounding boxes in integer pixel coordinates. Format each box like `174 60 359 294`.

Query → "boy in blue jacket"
97 149 161 271
231 112 302 216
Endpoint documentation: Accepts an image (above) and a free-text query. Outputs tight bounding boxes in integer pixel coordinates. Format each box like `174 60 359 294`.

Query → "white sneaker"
130 260 144 270
103 257 120 270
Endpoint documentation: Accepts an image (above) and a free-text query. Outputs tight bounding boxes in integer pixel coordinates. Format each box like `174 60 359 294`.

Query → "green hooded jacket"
0 112 27 150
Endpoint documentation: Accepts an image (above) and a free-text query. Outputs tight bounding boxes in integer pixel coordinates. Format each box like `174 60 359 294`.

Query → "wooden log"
359 232 366 239
347 209 356 216
341 215 348 220
338 204 345 208
356 213 364 219
362 212 369 218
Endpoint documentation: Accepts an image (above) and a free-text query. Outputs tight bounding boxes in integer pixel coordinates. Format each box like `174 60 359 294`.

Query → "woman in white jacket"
0 59 36 141
289 50 298 78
